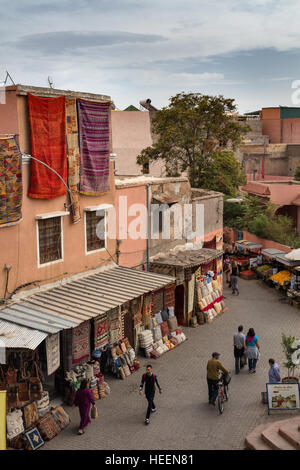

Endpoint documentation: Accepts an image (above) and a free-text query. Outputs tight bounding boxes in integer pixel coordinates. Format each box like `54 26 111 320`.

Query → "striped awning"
0 266 175 334
0 320 48 350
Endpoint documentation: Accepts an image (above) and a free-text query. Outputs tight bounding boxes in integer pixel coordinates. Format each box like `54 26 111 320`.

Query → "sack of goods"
91 405 99 419
213 302 222 314
212 280 219 290
153 325 162 342
7 409 24 440
138 330 153 348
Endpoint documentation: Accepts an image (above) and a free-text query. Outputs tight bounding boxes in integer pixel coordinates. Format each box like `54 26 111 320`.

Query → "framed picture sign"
266 382 300 415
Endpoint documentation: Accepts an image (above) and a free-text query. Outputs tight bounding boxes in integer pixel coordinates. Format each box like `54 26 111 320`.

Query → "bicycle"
217 373 230 414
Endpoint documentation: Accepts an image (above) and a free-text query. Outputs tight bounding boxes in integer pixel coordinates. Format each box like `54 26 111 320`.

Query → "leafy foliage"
137 92 250 191
294 165 300 181
281 334 298 378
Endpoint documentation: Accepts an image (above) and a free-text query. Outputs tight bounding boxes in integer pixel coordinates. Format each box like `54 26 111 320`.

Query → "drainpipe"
146 184 150 271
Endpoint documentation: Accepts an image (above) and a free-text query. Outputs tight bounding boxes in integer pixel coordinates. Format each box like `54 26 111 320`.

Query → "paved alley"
43 278 300 450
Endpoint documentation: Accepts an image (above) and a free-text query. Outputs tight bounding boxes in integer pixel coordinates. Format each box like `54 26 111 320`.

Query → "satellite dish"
48 76 54 88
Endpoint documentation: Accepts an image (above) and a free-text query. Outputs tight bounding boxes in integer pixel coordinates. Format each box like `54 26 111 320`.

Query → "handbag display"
6 409 24 440
37 412 61 441
91 405 98 419
18 381 30 402
6 366 17 385
29 362 43 401
0 366 6 391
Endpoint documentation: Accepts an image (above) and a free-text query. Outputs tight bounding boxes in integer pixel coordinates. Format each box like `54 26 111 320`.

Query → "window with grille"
38 217 62 265
85 210 105 253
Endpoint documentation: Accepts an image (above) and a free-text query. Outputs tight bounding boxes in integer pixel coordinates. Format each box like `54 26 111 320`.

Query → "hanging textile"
142 294 152 327
65 97 81 223
131 297 142 327
72 321 90 364
27 93 67 199
0 137 22 228
152 289 163 315
46 333 60 376
188 274 195 314
94 313 109 348
77 99 110 195
108 307 122 345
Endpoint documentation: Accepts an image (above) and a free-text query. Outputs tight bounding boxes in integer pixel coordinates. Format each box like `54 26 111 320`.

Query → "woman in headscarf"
74 379 95 435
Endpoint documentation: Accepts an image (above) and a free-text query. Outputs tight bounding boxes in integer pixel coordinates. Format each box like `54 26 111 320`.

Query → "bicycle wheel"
217 389 224 414
224 385 229 401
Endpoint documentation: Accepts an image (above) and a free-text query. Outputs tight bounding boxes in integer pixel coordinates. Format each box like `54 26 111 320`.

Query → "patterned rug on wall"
0 137 22 227
94 314 109 348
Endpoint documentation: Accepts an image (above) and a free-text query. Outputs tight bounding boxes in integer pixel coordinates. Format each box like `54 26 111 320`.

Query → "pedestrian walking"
245 328 260 373
230 261 239 295
139 364 162 425
268 358 281 383
206 352 230 405
74 379 96 435
233 325 246 374
224 257 231 284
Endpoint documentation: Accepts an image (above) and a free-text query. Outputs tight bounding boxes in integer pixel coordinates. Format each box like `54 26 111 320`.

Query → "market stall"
233 240 263 272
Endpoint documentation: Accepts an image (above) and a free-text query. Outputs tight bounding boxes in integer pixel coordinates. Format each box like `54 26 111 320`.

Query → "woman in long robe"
74 379 95 435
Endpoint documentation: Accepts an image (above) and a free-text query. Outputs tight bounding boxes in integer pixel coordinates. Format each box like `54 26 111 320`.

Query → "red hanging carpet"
27 93 67 199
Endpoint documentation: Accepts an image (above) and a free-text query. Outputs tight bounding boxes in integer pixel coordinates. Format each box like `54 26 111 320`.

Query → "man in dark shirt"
139 364 163 424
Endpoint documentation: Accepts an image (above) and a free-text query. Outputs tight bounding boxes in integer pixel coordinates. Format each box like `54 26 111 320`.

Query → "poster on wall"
266 382 300 415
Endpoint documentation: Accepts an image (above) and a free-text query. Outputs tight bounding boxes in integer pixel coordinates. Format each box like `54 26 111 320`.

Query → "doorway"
175 284 185 325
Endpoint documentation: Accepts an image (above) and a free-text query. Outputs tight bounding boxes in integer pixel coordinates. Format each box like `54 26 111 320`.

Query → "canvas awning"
235 240 262 250
261 248 286 258
150 248 223 268
0 320 48 349
0 266 175 333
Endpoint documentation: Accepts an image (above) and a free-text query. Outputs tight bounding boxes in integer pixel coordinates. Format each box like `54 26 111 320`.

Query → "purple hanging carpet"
77 99 110 195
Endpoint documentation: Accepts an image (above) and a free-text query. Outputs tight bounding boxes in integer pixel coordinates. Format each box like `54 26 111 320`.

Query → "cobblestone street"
43 278 300 450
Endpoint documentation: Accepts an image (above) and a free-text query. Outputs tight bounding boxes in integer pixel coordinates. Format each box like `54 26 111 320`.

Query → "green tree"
137 92 250 188
294 165 300 181
200 150 246 196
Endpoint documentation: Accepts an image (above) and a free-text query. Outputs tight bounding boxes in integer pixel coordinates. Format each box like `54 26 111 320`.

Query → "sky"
1 0 300 112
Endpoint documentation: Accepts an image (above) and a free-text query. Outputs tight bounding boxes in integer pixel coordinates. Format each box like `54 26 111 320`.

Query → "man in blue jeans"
139 364 163 424
207 352 230 405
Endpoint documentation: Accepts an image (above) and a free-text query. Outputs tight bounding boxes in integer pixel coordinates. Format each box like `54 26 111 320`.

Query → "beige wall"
0 160 116 298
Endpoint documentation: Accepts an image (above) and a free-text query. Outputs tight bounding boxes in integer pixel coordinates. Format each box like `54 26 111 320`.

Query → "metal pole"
146 184 150 271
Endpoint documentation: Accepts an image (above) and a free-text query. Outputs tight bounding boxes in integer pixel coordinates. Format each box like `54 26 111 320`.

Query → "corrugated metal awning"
0 320 48 349
150 248 223 268
0 266 175 333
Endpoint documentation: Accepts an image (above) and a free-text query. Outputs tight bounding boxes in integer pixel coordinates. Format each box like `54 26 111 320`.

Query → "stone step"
261 419 298 450
278 418 300 449
245 424 273 450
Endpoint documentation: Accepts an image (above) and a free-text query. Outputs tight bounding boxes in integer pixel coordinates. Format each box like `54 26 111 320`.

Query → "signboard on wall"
0 391 6 450
266 382 300 415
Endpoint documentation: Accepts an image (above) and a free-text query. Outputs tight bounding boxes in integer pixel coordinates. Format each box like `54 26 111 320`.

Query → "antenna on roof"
48 76 54 88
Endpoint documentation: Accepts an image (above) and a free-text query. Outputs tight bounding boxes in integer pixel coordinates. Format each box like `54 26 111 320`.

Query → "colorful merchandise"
24 426 44 450
94 314 109 348
27 93 67 199
72 321 90 364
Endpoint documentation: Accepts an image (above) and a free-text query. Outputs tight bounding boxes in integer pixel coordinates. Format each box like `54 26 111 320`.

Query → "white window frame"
36 215 66 268
84 207 108 255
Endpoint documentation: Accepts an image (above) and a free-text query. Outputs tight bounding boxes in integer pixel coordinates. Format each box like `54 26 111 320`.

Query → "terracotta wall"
0 87 19 137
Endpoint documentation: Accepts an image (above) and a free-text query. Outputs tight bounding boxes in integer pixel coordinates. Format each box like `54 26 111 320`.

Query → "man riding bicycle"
206 352 230 406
